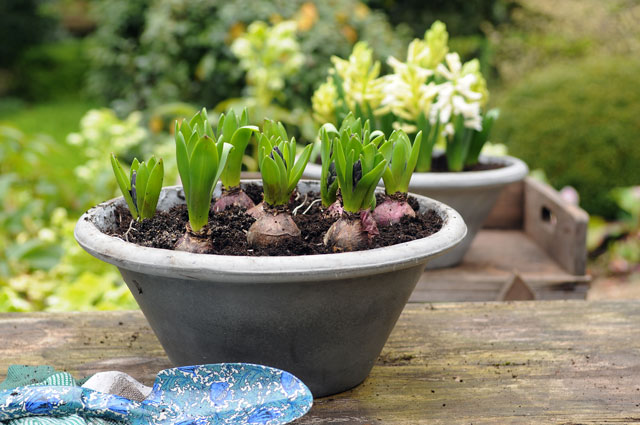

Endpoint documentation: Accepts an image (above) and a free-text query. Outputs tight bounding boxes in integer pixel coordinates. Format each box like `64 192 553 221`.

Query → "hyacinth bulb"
247 212 301 248
323 210 378 252
213 189 256 212
373 198 416 226
175 224 213 254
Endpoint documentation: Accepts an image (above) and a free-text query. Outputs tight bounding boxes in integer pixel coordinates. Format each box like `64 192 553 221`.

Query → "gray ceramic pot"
75 180 466 397
304 155 528 268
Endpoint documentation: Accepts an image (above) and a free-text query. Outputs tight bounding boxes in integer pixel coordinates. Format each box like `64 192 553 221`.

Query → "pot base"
119 265 423 397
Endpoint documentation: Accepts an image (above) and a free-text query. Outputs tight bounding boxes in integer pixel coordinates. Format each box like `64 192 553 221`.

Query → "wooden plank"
483 181 524 230
1 302 640 423
0 311 170 385
411 230 590 302
524 177 589 275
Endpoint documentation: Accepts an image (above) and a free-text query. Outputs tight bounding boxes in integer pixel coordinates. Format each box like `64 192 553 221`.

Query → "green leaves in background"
257 120 313 206
175 108 232 232
111 153 164 221
379 129 422 195
466 108 499 167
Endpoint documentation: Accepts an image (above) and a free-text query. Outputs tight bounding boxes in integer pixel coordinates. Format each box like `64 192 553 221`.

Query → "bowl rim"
74 180 467 283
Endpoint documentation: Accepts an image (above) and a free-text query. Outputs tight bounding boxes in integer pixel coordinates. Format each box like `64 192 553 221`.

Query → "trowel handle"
0 385 152 422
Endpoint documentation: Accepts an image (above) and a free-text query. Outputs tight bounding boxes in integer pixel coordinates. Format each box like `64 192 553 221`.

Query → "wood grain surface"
1 301 639 424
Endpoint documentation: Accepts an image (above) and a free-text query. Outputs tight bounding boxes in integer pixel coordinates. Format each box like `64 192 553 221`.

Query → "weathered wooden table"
2 301 639 424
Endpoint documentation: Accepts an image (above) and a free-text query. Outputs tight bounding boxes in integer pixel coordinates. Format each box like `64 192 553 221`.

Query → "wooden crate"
410 177 590 302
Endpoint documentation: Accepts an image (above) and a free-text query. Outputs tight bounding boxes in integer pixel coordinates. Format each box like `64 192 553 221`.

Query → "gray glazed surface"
304 155 528 268
75 180 466 397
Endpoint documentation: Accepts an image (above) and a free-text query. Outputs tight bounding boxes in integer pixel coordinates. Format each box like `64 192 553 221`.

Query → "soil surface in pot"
107 185 443 256
428 154 504 172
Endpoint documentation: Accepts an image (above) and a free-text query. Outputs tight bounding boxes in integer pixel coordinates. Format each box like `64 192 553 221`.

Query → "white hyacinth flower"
431 52 485 135
381 56 437 122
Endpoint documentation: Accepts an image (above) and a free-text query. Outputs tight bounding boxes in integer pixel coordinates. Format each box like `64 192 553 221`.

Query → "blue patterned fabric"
0 364 313 425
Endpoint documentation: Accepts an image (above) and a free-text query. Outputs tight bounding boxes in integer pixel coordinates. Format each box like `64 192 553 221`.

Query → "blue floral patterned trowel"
0 363 313 424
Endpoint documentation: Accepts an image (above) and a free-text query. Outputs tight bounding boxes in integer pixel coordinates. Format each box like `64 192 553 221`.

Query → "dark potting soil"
428 154 504 172
107 185 443 256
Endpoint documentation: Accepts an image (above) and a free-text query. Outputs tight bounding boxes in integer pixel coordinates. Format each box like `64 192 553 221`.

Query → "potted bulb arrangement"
75 108 466 397
307 21 528 268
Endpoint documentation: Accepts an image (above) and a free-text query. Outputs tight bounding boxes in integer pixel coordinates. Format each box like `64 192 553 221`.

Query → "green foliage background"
86 0 411 115
494 56 640 217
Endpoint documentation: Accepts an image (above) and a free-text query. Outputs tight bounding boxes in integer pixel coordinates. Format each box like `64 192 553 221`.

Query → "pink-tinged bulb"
213 190 256 212
325 201 344 218
373 200 415 226
247 212 301 248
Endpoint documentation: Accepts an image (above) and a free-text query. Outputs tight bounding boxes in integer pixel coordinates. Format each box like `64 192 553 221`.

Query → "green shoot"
175 108 232 232
465 108 499 167
379 130 422 195
415 112 441 172
111 153 164 221
257 120 313 206
319 123 339 207
332 119 387 213
217 108 259 189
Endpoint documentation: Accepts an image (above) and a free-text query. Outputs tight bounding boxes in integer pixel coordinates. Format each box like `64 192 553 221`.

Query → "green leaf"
110 153 137 220
466 108 499 166
354 159 387 211
213 142 233 187
134 161 149 219
401 131 422 191
221 109 239 144
129 158 140 182
240 108 249 126
175 131 191 206
187 136 219 232
140 158 164 220
288 143 313 193
260 155 282 205
416 113 434 172
390 139 407 185
220 126 258 188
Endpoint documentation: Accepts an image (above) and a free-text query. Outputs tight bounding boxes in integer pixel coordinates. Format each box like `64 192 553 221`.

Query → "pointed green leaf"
221 110 238 144
175 131 191 205
220 126 258 188
135 162 149 218
140 159 164 220
111 153 138 220
213 142 233 186
288 143 313 193
187 136 218 231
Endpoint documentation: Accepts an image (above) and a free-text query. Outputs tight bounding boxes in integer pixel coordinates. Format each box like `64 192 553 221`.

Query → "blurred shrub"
13 39 90 101
0 0 56 69
87 0 410 115
0 108 177 311
367 0 515 76
494 56 640 218
588 186 640 276
486 0 640 86
367 0 514 38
